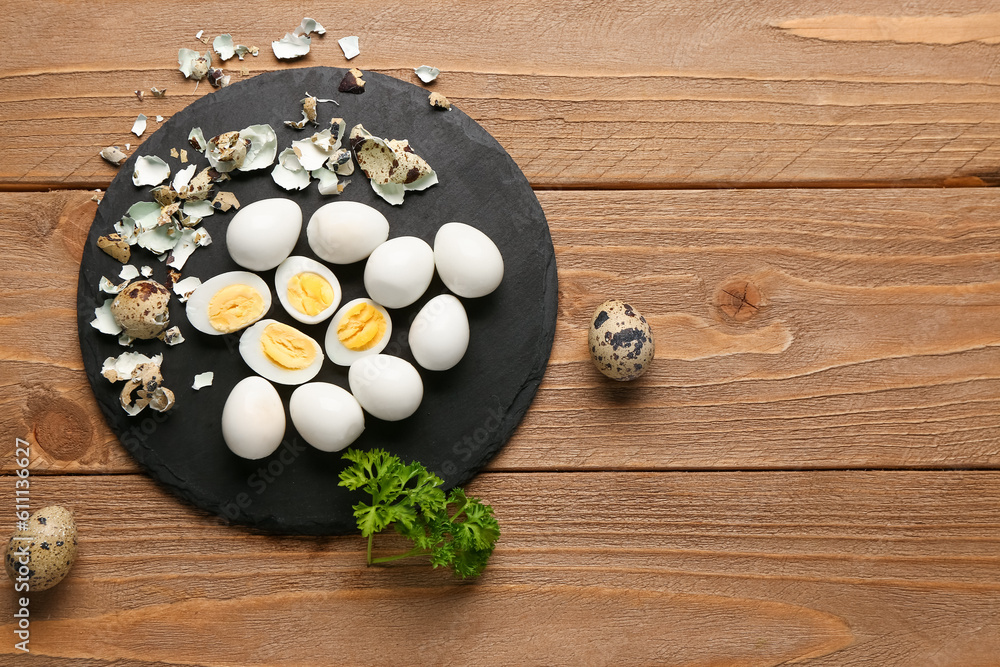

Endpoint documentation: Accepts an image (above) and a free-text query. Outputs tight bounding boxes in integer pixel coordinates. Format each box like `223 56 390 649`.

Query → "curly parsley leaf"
339 448 500 578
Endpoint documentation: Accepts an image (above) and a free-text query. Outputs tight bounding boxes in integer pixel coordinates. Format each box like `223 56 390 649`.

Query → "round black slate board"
77 67 557 535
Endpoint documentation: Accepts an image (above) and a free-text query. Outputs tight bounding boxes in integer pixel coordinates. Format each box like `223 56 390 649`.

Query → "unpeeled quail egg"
588 299 654 381
408 294 469 371
185 271 272 335
274 256 342 324
4 505 78 592
226 198 302 271
222 376 285 459
364 236 435 309
111 279 171 339
434 222 504 298
289 382 365 452
325 298 392 366
348 354 423 421
239 319 324 385
307 201 389 264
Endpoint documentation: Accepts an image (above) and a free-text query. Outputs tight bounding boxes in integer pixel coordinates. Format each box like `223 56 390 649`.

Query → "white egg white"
185 271 272 335
306 200 389 264
289 382 365 452
239 319 325 385
227 198 302 271
348 354 423 421
408 294 470 371
363 236 435 309
222 376 286 460
325 297 393 366
274 256 343 325
434 222 504 298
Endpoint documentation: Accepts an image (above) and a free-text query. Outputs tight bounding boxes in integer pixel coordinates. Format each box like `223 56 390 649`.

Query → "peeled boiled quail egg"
239 319 324 385
226 198 302 271
289 382 365 452
307 200 389 264
348 354 423 421
408 294 469 371
363 236 435 309
325 298 392 366
274 256 342 324
186 271 272 335
222 376 285 459
434 222 504 298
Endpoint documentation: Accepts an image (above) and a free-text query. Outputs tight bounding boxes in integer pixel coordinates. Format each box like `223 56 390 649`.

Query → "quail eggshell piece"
289 382 365 452
239 319 325 385
348 354 423 421
222 376 286 459
433 222 504 298
306 201 389 264
588 299 654 381
226 198 302 271
363 236 435 309
4 505 78 592
274 256 343 324
408 294 470 371
186 271 272 335
325 298 392 366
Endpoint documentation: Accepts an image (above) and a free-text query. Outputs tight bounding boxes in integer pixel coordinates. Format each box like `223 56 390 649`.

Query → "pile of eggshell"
182 198 504 460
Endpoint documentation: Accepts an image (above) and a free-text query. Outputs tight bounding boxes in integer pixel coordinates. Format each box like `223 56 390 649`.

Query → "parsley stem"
367 533 373 565
370 546 430 564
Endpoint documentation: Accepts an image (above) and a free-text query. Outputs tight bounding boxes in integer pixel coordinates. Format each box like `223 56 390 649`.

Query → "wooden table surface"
2 2 999 665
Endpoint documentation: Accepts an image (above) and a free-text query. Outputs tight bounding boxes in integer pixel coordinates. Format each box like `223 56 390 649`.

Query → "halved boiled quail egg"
325 298 392 366
239 319 324 385
186 271 272 335
274 256 342 324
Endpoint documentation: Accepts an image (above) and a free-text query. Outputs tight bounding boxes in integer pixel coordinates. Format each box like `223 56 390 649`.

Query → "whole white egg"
348 355 423 422
408 294 470 371
289 382 365 452
325 298 392 366
227 198 302 271
239 319 324 385
363 236 435 309
222 376 285 459
433 222 504 298
307 201 389 264
185 271 272 335
274 256 342 324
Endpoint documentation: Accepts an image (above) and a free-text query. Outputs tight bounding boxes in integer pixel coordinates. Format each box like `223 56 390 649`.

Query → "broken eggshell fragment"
213 34 236 61
206 131 248 172
588 299 654 381
338 68 365 94
132 156 171 187
97 234 131 263
429 92 451 110
178 49 211 80
100 146 128 166
414 66 440 83
272 33 311 60
338 35 359 60
350 124 438 205
285 96 318 129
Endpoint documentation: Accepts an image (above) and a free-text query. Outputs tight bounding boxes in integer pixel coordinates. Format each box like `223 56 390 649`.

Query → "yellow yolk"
208 284 266 333
287 272 335 317
337 302 386 351
260 322 316 370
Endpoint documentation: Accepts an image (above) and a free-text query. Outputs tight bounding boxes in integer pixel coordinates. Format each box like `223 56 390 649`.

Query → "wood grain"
0 471 996 665
1 1 999 189
2 188 998 474
0 190 1000 472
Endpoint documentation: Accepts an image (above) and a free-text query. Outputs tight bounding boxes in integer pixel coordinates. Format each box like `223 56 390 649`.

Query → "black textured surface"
76 67 557 535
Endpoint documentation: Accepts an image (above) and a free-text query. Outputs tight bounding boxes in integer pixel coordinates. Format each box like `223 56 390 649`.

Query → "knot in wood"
716 280 762 322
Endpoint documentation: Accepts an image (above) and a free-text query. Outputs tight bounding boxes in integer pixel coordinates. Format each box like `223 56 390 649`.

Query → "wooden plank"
0 471 996 664
3 189 999 473
2 1 999 189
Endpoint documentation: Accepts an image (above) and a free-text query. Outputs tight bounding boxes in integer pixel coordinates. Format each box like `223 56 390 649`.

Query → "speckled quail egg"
289 382 365 452
325 298 392 366
226 198 302 271
307 200 389 264
348 354 424 421
364 236 435 309
274 256 342 324
110 279 171 339
433 222 504 298
4 505 78 592
239 319 325 385
222 376 285 459
185 271 272 335
588 299 654 381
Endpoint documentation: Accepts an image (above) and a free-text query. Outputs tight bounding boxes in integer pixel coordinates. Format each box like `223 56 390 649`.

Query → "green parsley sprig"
339 448 500 578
